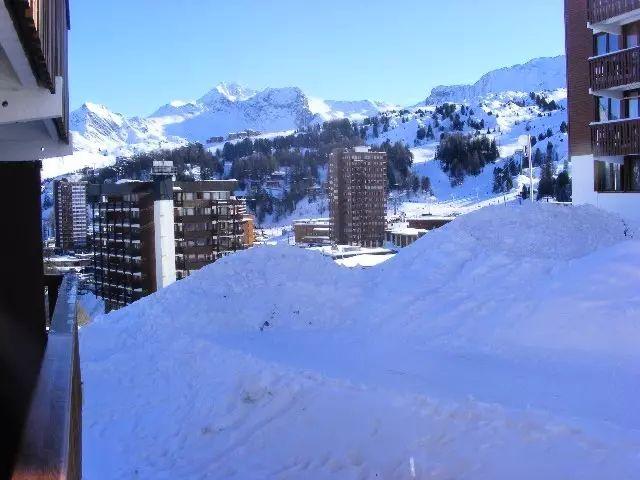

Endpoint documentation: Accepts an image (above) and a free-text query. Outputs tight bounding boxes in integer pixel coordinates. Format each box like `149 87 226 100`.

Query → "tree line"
436 133 500 186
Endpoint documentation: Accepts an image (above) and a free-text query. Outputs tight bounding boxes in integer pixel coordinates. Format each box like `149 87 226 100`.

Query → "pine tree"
493 167 504 193
533 148 544 167
555 165 572 202
411 175 420 194
537 153 555 199
421 176 431 194
489 139 500 161
560 121 568 133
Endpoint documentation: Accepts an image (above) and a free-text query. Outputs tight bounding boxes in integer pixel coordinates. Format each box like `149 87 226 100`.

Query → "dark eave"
4 0 54 91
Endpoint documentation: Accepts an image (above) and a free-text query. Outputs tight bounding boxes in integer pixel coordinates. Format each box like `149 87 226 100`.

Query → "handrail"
11 274 82 480
591 117 640 156
588 0 640 24
589 45 640 91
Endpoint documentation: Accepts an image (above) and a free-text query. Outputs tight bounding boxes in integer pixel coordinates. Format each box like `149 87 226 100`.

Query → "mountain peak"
80 102 115 115
425 55 566 105
199 82 258 104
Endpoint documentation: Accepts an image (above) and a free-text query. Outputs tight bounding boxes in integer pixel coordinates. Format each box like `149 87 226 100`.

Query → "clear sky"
69 0 565 117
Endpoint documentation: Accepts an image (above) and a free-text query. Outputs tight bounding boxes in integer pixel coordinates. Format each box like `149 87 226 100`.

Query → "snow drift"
81 204 640 479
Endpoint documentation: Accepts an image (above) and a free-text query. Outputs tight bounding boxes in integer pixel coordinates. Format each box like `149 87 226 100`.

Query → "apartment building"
566 0 640 221
54 180 88 251
329 147 388 247
174 181 247 280
88 162 247 311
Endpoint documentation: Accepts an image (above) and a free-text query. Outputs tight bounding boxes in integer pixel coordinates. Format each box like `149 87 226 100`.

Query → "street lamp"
518 135 534 203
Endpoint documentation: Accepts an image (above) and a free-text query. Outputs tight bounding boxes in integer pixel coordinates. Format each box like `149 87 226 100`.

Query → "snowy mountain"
424 56 566 105
45 55 568 181
308 98 398 121
158 86 318 142
69 103 173 153
64 83 395 159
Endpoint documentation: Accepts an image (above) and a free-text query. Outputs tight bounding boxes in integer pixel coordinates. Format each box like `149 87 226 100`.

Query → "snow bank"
375 203 635 356
81 203 640 479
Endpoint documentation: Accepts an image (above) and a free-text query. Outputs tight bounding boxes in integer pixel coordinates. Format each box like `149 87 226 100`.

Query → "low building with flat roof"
385 227 427 248
407 216 455 231
293 218 332 246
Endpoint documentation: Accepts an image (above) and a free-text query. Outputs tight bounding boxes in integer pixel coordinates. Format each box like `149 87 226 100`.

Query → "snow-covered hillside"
252 56 570 227
81 203 640 479
44 54 570 229
424 56 566 105
308 98 398 121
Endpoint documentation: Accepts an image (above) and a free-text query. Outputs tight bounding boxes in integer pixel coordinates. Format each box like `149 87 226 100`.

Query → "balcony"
591 117 640 156
590 46 640 92
0 0 72 160
10 274 81 480
176 245 215 255
588 0 640 30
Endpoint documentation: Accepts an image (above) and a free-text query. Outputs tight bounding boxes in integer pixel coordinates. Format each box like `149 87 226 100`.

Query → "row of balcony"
587 1 640 157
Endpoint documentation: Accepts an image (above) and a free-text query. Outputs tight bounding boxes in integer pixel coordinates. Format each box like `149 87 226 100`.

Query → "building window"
610 98 621 120
624 21 640 48
597 97 623 122
594 32 621 56
595 160 623 192
627 156 640 191
625 90 640 118
595 157 640 192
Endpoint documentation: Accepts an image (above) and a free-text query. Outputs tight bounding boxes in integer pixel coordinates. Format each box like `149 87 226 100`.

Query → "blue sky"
69 0 565 117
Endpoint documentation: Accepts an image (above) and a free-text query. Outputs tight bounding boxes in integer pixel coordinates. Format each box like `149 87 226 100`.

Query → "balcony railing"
8 0 71 140
588 0 640 24
590 46 640 91
591 118 640 156
11 274 81 480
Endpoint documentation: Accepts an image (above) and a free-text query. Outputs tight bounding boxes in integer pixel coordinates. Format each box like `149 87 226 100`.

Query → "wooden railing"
588 0 640 24
590 46 640 91
8 0 70 140
591 118 640 156
11 274 82 480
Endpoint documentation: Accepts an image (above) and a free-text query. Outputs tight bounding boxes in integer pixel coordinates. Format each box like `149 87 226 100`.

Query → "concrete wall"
572 154 597 206
153 199 177 290
572 154 640 223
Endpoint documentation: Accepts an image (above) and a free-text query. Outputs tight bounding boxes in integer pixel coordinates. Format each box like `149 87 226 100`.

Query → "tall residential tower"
329 147 387 247
54 180 88 251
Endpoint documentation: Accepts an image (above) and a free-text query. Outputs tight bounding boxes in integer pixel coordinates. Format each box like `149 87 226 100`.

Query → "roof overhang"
0 1 71 161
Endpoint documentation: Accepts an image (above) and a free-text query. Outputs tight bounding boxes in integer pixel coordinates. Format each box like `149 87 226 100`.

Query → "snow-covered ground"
81 203 640 479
